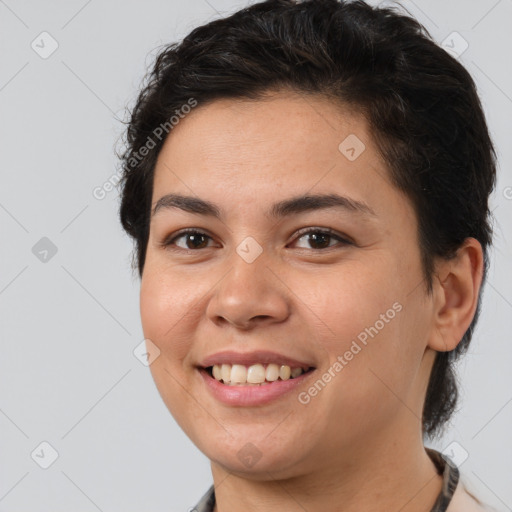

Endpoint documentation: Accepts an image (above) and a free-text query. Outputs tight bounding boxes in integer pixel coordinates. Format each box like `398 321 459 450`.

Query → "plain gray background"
1 0 511 510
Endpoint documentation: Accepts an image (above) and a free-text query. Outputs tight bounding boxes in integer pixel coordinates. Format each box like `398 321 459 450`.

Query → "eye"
161 229 216 251
289 227 352 250
160 227 352 252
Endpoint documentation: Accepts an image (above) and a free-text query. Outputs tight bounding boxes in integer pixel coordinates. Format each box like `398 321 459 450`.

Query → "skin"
140 90 484 512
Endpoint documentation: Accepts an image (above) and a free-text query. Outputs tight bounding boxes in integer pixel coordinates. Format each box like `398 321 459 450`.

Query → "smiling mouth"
204 363 315 386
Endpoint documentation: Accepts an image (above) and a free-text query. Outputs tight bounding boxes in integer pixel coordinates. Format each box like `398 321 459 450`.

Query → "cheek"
139 266 197 364
308 260 399 350
139 267 202 430
308 257 424 412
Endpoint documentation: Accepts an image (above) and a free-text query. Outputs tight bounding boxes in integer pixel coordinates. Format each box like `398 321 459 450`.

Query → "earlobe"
428 238 484 353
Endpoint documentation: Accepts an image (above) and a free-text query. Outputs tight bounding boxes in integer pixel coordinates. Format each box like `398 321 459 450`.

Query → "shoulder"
447 479 496 512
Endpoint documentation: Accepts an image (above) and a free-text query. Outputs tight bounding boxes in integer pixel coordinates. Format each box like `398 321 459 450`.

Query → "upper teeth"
211 363 305 385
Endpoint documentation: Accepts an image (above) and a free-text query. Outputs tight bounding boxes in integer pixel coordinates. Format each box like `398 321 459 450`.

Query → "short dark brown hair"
117 0 497 439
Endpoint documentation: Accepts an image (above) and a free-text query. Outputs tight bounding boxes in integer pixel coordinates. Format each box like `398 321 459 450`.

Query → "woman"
117 1 497 510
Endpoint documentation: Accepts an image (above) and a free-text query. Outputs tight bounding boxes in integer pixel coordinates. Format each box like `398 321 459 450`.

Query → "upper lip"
198 350 315 371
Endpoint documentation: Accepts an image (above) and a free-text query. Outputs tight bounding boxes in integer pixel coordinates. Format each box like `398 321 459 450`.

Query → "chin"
202 435 308 478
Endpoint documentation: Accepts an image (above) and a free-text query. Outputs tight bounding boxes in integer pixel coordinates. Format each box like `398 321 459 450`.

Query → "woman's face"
140 91 437 478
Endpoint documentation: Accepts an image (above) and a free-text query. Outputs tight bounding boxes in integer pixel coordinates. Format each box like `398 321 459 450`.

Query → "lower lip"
198 368 315 407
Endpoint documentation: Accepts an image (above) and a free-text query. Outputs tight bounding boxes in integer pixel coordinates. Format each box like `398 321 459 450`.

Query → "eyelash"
160 227 353 252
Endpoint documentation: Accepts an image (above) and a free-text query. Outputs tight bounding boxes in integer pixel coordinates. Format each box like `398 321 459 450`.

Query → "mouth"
203 363 316 386
198 363 317 406
196 350 317 406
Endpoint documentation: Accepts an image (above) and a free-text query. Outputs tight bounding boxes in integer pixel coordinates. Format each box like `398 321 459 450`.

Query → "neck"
210 424 443 512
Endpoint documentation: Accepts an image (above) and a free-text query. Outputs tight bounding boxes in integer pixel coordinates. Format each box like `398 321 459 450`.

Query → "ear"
428 238 485 352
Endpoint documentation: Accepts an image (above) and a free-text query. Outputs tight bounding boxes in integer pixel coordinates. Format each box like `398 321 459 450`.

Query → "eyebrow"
151 192 377 220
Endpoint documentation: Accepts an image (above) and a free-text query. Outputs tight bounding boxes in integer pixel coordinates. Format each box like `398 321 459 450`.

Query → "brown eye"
162 230 213 250
160 227 352 252
290 228 352 250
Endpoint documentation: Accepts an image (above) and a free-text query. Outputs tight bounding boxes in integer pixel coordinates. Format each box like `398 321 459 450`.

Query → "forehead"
151 91 411 226
156 92 368 162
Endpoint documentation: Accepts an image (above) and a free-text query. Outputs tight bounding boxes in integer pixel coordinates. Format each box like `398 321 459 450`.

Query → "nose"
205 246 291 330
